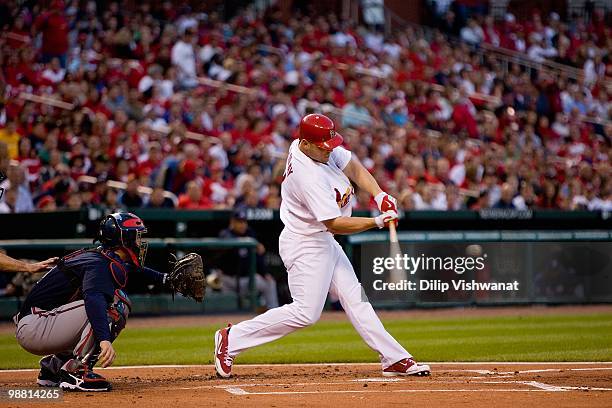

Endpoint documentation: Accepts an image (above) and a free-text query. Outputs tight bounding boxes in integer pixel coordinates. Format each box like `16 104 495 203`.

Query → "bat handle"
389 222 398 243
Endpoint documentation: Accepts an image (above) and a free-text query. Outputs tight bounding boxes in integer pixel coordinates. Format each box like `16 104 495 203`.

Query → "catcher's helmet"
97 212 148 266
299 113 343 151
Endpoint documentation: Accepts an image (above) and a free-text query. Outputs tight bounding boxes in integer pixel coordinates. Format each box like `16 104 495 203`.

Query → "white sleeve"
330 146 352 170
301 179 342 222
171 43 181 65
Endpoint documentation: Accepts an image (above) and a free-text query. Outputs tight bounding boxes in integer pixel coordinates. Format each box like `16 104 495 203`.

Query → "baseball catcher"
14 212 204 392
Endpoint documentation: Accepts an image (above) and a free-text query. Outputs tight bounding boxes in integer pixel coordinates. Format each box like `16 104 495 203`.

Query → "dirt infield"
1 306 611 406
1 363 611 407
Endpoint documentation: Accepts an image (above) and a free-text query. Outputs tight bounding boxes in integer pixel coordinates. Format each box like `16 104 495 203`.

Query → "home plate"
352 378 404 382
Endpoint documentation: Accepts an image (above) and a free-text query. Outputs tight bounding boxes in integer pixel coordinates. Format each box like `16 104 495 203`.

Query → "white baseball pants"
227 228 410 368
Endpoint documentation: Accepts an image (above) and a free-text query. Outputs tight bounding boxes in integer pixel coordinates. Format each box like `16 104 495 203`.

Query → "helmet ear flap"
97 214 122 247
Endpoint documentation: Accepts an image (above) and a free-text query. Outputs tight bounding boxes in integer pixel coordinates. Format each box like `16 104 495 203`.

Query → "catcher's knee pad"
107 289 131 341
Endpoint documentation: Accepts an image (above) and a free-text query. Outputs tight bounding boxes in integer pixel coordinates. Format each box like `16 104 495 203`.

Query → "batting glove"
375 210 399 229
374 192 398 214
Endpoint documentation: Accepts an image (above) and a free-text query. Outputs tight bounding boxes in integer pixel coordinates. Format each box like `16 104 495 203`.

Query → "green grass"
1 313 611 369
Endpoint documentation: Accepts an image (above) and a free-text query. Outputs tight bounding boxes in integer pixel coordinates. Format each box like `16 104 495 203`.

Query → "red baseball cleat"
214 324 233 378
382 358 431 376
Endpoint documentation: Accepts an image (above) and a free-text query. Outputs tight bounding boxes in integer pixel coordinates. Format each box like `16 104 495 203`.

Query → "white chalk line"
1 362 611 373
172 377 612 395
572 367 612 371
220 379 612 396
223 389 572 396
447 367 612 375
467 375 514 379
556 386 612 391
479 381 568 392
224 387 249 395
176 380 519 391
179 379 420 390
352 378 403 382
522 381 573 392
180 377 599 391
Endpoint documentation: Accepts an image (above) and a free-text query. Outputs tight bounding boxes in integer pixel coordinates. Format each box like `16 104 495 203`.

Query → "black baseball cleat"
37 365 60 387
59 368 111 392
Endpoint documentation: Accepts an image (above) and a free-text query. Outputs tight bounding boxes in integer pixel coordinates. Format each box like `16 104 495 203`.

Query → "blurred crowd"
431 1 608 77
0 0 610 214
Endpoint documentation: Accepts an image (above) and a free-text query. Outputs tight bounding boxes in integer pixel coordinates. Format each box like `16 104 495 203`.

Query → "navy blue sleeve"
82 258 116 344
141 266 166 285
83 292 112 343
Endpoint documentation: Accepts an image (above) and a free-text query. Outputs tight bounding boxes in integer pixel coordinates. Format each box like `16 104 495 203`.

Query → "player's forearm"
0 252 35 273
141 266 167 285
324 216 377 235
345 158 382 197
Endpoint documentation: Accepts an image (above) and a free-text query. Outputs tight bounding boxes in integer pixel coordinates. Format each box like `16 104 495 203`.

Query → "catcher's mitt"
167 253 205 302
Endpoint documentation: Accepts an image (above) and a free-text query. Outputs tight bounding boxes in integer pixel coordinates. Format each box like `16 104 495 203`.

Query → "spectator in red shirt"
34 0 69 68
137 142 164 184
6 14 31 49
178 181 213 209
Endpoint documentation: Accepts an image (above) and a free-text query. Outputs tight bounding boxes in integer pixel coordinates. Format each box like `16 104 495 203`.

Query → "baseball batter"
215 113 430 377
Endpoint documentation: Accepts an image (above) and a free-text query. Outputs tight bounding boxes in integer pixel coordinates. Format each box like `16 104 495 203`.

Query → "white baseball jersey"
280 139 354 235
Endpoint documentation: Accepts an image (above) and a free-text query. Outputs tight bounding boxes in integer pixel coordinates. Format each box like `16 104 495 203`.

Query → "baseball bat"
389 221 398 243
388 222 407 284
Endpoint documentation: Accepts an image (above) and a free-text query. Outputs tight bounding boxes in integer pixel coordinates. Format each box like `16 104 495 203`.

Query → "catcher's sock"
37 361 60 387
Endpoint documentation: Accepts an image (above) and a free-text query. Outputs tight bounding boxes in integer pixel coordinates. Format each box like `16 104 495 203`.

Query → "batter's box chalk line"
447 367 612 375
220 380 612 396
203 375 612 396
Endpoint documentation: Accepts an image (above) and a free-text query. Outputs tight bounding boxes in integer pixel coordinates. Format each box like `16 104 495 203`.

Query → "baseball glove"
167 253 205 302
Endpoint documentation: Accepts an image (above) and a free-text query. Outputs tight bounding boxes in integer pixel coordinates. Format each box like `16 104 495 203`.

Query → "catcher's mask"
96 212 148 266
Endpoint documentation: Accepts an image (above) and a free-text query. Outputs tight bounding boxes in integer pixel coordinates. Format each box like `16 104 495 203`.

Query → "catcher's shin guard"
108 289 131 339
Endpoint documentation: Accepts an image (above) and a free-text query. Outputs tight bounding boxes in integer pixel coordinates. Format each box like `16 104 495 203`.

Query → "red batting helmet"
299 113 344 151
